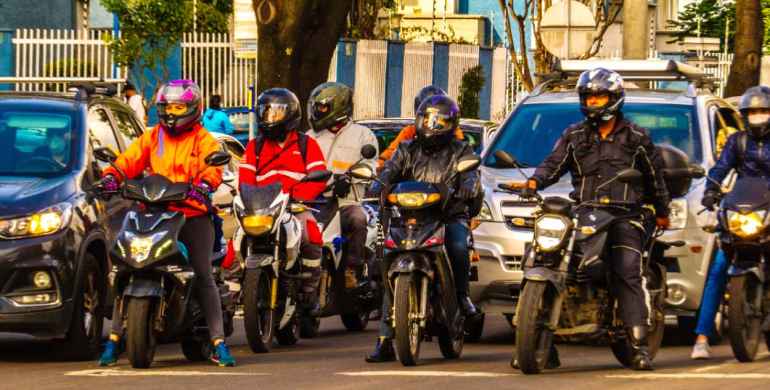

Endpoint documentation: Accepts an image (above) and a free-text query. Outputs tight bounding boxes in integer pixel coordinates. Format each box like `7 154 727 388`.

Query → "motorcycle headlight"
727 210 766 239
0 202 73 239
126 231 166 263
668 198 688 230
535 215 570 252
387 192 441 208
242 214 274 236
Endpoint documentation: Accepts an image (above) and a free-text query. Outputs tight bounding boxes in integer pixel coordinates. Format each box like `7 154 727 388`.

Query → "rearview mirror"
360 144 377 160
494 150 518 168
302 170 333 183
94 147 118 163
688 164 705 179
456 155 481 174
616 168 643 184
349 163 375 180
204 151 232 167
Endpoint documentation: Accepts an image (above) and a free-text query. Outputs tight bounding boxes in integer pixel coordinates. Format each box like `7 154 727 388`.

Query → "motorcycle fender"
388 253 434 280
523 267 565 293
123 277 163 298
728 264 764 282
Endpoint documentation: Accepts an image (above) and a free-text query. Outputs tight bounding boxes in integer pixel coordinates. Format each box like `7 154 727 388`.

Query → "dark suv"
0 84 144 359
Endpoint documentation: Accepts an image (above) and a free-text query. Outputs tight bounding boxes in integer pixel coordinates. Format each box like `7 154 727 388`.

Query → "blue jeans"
695 249 729 337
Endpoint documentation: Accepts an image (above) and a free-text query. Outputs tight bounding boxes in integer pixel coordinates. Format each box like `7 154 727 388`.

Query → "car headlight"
242 215 274 236
471 201 494 230
387 192 441 208
535 215 570 252
668 198 688 230
727 210 766 239
0 202 72 239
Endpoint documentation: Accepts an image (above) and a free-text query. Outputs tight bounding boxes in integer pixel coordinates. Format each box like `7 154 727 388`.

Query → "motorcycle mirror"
616 168 643 184
688 164 705 179
302 170 333 183
494 150 518 168
94 147 118 163
222 170 236 184
456 155 481 173
204 151 232 167
349 163 375 180
360 144 377 160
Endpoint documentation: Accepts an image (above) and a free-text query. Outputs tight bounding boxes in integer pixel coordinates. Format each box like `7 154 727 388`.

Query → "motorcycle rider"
694 85 770 359
238 88 327 313
307 82 379 289
96 80 235 367
365 95 481 363
519 68 671 371
377 85 464 168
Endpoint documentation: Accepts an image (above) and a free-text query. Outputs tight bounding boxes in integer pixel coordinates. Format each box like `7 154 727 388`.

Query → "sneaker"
211 342 236 367
691 341 711 360
97 339 119 367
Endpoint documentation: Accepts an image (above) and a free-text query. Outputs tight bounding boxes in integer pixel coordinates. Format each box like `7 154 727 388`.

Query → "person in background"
124 82 146 125
202 95 235 135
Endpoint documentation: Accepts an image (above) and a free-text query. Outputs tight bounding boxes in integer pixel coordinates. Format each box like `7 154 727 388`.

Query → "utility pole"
622 0 649 59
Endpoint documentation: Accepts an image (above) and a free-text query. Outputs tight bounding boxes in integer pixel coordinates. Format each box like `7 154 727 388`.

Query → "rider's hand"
520 179 538 198
656 216 670 229
188 182 212 204
457 178 478 200
333 175 352 198
98 174 119 193
702 191 719 211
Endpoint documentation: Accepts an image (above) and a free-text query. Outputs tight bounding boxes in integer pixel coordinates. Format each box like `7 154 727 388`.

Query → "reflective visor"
311 101 332 120
747 109 770 126
258 103 289 124
417 108 452 136
165 102 188 116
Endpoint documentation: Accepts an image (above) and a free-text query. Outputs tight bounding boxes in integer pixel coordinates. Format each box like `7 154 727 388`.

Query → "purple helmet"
415 94 459 150
156 80 202 135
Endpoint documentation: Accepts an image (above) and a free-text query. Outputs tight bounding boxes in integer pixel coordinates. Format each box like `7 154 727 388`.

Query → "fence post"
478 47 493 120
432 42 449 92
384 40 405 117
337 39 357 89
0 29 13 91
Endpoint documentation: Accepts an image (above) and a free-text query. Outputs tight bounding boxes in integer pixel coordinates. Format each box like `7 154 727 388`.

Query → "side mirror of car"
349 163 375 180
494 150 518 168
616 168 643 184
302 170 333 183
205 151 232 167
94 147 118 163
456 155 481 174
360 144 377 160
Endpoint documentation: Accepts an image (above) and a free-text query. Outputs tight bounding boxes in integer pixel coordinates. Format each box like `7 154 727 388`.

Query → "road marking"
337 371 517 378
65 368 268 377
692 352 770 373
606 373 770 380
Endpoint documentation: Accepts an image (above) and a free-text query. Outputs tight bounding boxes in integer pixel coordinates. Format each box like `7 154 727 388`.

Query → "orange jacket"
103 123 223 217
377 124 464 167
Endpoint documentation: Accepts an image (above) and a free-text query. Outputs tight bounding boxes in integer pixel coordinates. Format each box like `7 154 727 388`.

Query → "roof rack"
0 77 124 100
552 59 705 81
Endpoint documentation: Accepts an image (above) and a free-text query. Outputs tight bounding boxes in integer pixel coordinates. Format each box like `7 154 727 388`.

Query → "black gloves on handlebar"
701 190 719 211
457 178 478 201
333 175 352 198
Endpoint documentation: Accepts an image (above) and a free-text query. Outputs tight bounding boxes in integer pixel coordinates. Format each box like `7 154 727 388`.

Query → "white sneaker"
691 341 712 360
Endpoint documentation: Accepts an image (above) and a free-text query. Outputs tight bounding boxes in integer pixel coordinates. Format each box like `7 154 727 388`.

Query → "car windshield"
370 125 483 155
483 102 701 167
0 109 78 176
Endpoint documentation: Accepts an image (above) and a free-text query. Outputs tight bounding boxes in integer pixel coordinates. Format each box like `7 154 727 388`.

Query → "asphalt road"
1 315 769 390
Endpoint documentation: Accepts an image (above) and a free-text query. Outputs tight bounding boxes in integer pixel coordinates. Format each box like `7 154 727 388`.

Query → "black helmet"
577 68 625 126
415 95 459 150
307 82 353 131
414 85 446 113
257 88 301 142
738 85 770 139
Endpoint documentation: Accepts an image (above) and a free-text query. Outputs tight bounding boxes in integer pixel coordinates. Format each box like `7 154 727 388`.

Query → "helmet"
738 85 770 139
414 85 446 113
576 68 625 126
307 82 353 132
257 88 301 142
415 95 459 150
156 80 203 135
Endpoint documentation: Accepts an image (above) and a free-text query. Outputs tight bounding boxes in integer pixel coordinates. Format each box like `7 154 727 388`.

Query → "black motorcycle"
705 176 770 362
351 154 481 366
93 147 235 369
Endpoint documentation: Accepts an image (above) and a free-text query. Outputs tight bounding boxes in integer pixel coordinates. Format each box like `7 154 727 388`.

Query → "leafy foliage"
668 0 770 53
458 65 485 119
346 0 397 39
196 0 234 34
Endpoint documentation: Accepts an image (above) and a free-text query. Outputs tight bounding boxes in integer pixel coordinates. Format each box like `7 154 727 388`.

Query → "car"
210 132 244 239
470 60 743 340
0 83 146 359
224 107 251 146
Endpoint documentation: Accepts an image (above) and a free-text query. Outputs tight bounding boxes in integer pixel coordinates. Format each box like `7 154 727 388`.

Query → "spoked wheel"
515 281 555 374
243 268 275 353
125 297 157 369
394 274 423 366
727 275 763 362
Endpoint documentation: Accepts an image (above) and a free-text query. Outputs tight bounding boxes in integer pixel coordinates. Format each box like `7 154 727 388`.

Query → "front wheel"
125 297 157 369
727 275 763 362
243 268 275 353
515 281 555 374
394 274 423 366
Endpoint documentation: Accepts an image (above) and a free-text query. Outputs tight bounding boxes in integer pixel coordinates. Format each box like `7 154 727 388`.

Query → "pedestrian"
202 94 235 134
123 82 146 125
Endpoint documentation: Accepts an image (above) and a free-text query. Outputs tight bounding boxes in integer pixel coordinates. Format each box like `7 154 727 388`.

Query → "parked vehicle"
355 118 495 156
472 60 743 340
0 83 145 359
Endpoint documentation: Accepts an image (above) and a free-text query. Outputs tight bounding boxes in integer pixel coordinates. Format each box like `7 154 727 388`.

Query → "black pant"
340 205 368 267
606 219 650 327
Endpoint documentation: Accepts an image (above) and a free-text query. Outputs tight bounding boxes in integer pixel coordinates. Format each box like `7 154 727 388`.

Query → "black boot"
458 295 480 318
629 326 654 371
365 337 396 363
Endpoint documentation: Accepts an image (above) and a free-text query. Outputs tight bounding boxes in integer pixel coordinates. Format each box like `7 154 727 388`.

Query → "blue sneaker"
97 339 119 367
211 342 236 367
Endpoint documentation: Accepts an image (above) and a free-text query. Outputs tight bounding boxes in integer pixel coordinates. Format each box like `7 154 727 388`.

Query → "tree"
667 0 736 52
724 0 763 97
253 0 352 126
458 65 485 119
346 0 396 39
497 0 622 92
195 0 235 34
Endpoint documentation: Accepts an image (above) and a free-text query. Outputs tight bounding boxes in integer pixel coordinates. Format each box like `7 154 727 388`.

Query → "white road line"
65 368 268 377
606 373 770 380
337 371 517 378
692 352 770 373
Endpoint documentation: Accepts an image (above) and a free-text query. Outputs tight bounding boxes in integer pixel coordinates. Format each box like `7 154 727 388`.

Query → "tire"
438 321 464 359
727 275 763 362
515 281 555 375
300 314 320 338
394 274 422 366
243 268 275 353
276 317 300 345
181 337 211 362
505 314 517 332
125 297 156 369
60 253 106 361
611 268 666 367
341 311 370 331
464 313 485 342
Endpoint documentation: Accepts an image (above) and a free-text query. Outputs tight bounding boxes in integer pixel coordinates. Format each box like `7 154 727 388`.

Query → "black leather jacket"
532 117 671 217
372 140 481 220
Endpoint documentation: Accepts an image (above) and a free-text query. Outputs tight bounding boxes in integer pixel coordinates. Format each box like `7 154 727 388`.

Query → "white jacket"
310 122 378 206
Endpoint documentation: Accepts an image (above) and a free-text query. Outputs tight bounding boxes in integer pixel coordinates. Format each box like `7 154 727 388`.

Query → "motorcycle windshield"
124 174 188 203
240 183 283 214
723 177 770 211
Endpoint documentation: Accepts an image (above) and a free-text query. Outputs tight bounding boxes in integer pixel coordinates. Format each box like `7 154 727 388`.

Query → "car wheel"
60 253 106 361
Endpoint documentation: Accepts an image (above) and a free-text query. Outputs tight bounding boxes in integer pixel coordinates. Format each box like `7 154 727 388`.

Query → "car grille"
501 200 538 208
501 255 523 271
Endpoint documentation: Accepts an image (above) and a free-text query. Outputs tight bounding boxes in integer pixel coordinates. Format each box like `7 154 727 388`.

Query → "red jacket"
239 131 327 201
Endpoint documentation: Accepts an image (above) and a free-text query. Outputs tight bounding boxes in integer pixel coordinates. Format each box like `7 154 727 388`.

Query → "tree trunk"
724 0 763 97
253 0 352 127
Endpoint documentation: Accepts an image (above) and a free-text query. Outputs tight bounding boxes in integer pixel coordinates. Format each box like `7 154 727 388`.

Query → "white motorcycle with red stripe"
232 169 332 353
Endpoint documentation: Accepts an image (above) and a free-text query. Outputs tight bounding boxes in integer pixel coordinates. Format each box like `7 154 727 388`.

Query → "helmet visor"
417 109 453 136
747 109 770 127
165 102 188 116
584 93 610 108
311 100 332 120
258 103 289 124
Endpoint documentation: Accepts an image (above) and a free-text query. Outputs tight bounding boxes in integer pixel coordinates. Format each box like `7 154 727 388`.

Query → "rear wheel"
464 313 485 342
181 337 210 361
243 268 274 353
394 274 422 366
276 317 300 345
125 297 156 369
341 311 370 331
727 275 763 362
300 314 320 338
515 281 554 375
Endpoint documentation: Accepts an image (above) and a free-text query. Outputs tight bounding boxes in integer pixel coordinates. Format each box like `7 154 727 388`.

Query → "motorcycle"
350 154 481 366
233 169 332 353
92 147 236 369
494 149 702 374
703 176 770 362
